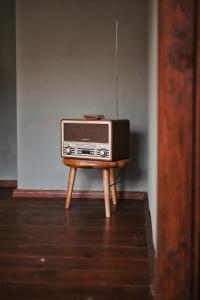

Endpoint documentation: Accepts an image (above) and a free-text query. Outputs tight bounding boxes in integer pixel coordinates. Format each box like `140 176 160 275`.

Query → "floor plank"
0 188 153 300
0 284 153 300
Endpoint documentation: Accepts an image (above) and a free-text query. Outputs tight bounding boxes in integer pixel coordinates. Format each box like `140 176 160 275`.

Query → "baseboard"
12 188 145 200
0 180 17 188
144 194 155 291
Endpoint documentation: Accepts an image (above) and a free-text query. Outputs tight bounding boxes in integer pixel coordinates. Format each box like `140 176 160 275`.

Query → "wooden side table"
63 158 129 218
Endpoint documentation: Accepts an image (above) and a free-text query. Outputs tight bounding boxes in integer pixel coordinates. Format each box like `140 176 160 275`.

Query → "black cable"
109 166 126 189
113 168 123 183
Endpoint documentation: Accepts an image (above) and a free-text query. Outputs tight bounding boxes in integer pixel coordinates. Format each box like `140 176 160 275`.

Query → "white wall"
0 0 17 180
147 0 158 247
16 0 148 191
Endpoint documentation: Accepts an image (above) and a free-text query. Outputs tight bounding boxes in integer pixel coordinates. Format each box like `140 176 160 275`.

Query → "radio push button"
100 148 107 157
66 146 72 155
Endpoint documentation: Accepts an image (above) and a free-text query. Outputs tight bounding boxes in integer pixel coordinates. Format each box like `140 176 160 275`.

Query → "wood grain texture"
0 187 153 300
193 0 200 297
157 0 196 299
63 158 130 169
0 284 153 300
65 167 76 208
0 180 17 187
102 168 111 217
12 189 145 200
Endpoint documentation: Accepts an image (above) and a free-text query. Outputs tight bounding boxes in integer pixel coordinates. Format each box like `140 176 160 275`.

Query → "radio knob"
66 146 72 155
100 148 107 157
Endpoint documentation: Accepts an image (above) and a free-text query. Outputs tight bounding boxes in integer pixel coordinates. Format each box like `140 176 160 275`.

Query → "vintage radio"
61 119 130 161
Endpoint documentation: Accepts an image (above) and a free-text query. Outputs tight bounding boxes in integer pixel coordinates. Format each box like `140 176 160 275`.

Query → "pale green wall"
0 0 17 180
16 0 148 191
147 0 158 247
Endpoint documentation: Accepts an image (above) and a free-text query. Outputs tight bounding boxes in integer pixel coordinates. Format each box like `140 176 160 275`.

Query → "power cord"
109 166 126 190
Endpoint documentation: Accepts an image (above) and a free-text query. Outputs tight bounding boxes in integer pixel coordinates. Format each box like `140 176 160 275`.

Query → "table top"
63 158 130 169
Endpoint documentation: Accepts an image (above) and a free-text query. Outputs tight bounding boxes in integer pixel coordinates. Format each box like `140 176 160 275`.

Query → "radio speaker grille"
64 123 108 143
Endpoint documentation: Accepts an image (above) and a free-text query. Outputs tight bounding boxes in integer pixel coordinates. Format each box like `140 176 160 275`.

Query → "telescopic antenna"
115 19 119 119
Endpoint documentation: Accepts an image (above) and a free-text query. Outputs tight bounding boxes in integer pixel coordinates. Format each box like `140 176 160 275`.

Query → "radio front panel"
61 120 112 160
62 141 110 160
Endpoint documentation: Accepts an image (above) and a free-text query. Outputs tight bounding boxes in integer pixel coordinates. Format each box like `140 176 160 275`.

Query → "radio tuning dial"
100 148 107 157
66 146 72 155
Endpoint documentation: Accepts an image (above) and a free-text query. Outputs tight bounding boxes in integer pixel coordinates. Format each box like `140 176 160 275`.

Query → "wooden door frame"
157 0 199 299
193 0 200 297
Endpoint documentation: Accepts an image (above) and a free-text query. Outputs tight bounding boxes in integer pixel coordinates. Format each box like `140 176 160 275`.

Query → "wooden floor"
0 188 153 300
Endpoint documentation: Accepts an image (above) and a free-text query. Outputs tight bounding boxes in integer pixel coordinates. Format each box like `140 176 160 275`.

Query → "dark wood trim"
157 0 196 299
144 194 155 295
193 0 200 297
12 189 145 200
0 180 17 188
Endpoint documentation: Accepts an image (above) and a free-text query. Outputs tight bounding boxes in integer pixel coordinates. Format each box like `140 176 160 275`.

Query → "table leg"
110 168 117 205
102 168 110 218
65 167 77 209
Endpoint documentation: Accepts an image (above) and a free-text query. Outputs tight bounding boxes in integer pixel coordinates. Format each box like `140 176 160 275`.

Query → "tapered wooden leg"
102 168 110 218
65 167 77 209
110 168 117 205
